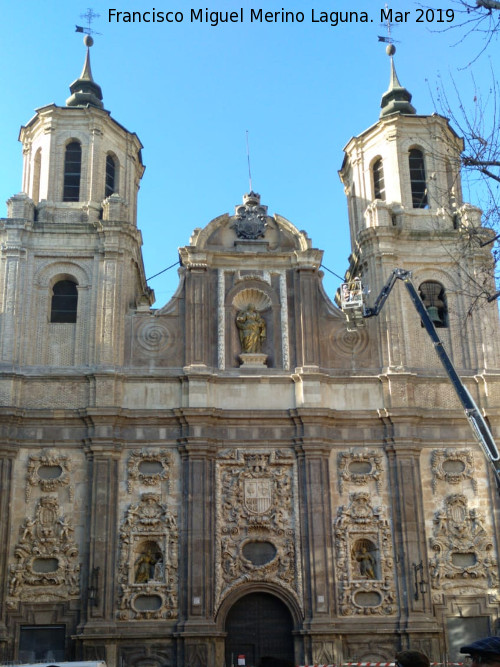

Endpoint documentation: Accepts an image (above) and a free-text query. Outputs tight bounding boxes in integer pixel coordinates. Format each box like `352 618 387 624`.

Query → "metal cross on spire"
75 8 102 36
377 4 399 45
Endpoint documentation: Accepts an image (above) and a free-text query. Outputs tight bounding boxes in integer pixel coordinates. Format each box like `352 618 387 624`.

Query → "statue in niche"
355 545 377 579
134 543 162 583
236 304 266 353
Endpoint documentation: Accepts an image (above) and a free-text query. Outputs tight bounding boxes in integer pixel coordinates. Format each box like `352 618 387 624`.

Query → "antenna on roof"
75 7 102 36
246 130 253 192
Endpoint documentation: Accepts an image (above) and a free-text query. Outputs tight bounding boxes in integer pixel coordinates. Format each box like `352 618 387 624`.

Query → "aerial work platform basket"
339 278 365 331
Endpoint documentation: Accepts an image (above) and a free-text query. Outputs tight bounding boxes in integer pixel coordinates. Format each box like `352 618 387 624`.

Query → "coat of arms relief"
215 449 302 607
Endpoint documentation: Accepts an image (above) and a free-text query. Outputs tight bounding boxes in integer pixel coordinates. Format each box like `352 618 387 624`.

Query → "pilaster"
0 446 18 646
80 441 121 634
295 268 320 370
184 266 210 368
294 425 333 630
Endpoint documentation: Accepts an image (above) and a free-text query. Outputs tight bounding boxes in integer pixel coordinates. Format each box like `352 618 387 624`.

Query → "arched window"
105 154 116 198
409 149 428 208
419 280 447 328
372 158 385 201
50 280 78 323
32 148 42 204
63 141 82 202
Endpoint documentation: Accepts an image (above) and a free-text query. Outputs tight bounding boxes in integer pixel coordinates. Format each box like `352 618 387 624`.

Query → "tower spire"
66 35 104 109
379 44 416 118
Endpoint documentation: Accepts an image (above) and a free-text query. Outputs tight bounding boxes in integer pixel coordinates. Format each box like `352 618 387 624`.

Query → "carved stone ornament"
25 448 73 502
117 493 179 620
8 496 80 604
231 192 268 240
338 449 383 494
127 449 172 493
215 449 302 609
136 319 172 353
334 492 397 616
429 494 498 595
431 448 477 494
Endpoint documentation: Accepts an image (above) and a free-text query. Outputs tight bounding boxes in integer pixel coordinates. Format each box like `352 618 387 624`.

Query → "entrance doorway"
225 592 295 667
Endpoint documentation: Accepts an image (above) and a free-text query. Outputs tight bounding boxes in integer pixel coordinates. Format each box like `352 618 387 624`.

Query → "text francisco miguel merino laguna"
108 7 410 26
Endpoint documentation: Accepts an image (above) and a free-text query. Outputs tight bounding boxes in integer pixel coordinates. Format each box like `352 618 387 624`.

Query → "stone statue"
135 548 161 583
355 546 376 579
236 304 266 353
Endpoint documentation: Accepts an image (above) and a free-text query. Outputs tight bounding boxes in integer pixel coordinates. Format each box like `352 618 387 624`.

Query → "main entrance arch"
224 592 295 667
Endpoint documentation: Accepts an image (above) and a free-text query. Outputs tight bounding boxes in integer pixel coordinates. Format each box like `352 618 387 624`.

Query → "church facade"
0 39 499 667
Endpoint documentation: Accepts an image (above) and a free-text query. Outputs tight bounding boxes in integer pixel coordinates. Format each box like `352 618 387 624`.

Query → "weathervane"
75 8 102 36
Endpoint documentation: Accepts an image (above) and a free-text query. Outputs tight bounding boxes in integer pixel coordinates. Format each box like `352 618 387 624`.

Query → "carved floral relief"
429 494 498 597
25 448 73 501
215 450 302 608
117 493 178 620
8 496 80 604
334 492 396 616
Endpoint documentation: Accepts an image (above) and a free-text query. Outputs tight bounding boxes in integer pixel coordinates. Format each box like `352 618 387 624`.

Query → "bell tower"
338 45 499 373
0 36 152 371
16 35 144 227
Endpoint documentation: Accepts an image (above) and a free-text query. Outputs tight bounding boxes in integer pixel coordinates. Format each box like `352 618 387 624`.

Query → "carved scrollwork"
8 497 80 602
127 449 172 493
429 494 498 590
117 493 178 620
216 449 302 608
431 448 477 494
334 492 396 616
25 448 73 502
338 449 383 494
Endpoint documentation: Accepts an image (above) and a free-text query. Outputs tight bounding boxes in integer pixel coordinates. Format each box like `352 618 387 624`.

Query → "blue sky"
1 0 495 306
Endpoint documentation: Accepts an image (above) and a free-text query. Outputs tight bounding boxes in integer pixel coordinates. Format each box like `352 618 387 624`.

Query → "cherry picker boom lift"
340 267 500 494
